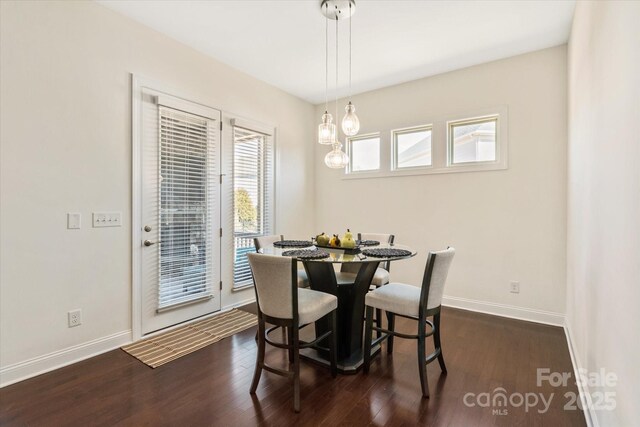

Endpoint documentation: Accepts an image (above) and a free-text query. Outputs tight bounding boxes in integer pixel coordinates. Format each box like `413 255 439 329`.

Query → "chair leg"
433 312 447 373
329 310 338 378
363 306 374 374
386 312 395 354
375 308 382 339
250 318 266 394
287 326 294 364
417 317 429 398
292 324 301 413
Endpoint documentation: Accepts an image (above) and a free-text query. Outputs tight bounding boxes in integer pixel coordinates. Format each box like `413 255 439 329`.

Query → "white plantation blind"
157 106 218 310
232 126 274 287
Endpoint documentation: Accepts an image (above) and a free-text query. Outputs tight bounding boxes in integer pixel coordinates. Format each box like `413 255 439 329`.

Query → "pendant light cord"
324 3 328 112
349 2 352 100
335 10 338 135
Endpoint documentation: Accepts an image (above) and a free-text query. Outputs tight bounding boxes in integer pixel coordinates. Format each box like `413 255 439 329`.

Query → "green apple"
316 232 330 246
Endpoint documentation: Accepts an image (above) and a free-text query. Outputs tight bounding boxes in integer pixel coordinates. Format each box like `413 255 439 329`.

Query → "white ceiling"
98 0 576 104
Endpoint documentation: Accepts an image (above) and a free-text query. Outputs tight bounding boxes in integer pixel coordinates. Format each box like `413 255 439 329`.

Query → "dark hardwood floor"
0 307 586 426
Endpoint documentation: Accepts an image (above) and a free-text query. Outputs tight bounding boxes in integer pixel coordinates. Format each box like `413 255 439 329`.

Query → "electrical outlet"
68 309 82 327
510 281 520 294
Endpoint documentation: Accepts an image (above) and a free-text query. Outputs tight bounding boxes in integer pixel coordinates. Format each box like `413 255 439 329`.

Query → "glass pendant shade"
341 102 360 136
318 111 337 145
324 143 349 169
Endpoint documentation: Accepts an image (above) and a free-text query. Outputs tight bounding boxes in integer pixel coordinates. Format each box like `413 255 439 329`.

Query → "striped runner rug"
122 309 257 368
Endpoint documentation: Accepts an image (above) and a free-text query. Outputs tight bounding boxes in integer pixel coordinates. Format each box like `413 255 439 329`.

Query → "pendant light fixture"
317 1 336 145
320 0 355 169
341 1 360 136
324 142 350 168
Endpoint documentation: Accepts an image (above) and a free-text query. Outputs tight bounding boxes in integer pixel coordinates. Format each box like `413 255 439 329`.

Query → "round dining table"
259 243 416 374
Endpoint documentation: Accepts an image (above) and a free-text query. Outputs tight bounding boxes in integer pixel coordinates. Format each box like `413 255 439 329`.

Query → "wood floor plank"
0 307 586 426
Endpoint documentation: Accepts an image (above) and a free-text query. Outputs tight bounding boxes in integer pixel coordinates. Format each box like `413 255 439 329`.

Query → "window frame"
391 124 434 171
230 124 275 290
345 132 381 174
340 106 508 180
447 115 499 167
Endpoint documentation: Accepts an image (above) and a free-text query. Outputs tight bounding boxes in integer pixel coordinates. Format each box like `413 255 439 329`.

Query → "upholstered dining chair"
363 247 455 398
247 253 338 413
357 232 395 286
254 235 310 288
341 233 395 336
254 234 284 251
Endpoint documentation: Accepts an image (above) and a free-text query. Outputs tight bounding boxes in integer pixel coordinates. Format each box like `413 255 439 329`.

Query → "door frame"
132 75 225 340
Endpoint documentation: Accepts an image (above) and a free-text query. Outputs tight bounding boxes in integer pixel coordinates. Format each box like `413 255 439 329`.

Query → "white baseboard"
0 330 132 388
442 295 565 326
564 322 598 427
222 296 256 311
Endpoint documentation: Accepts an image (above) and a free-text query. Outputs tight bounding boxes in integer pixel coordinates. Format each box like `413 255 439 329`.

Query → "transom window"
448 116 498 165
393 126 432 170
347 134 380 173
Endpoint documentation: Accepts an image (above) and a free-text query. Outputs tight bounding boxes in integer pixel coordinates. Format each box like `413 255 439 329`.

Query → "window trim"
345 132 381 174
391 124 434 172
341 105 508 180
447 114 499 167
231 125 275 289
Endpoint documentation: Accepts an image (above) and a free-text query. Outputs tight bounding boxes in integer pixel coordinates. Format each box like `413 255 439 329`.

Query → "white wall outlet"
67 213 81 229
68 309 82 327
93 212 122 228
510 281 520 294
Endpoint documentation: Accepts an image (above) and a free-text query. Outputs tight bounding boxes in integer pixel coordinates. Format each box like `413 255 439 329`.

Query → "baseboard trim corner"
563 322 599 427
0 330 132 388
442 295 565 326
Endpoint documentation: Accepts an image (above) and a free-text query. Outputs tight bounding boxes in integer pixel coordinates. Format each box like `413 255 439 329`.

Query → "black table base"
300 260 380 374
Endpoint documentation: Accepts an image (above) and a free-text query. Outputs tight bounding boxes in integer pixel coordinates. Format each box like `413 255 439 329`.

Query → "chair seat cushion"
297 288 338 325
365 283 421 317
297 269 309 288
371 268 390 287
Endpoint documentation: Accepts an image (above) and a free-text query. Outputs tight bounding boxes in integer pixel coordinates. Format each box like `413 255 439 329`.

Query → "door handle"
144 240 160 247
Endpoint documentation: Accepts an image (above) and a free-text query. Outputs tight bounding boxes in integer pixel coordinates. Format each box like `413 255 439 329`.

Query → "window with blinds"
158 106 217 310
232 126 274 287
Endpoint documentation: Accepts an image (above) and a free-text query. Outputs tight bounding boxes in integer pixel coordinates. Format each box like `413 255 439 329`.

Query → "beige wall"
566 2 640 426
0 0 315 379
314 46 568 316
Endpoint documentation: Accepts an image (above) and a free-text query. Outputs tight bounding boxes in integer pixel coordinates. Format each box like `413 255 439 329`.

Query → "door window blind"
232 126 274 287
158 106 217 309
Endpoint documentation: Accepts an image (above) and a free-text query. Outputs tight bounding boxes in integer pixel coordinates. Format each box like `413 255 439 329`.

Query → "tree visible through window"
234 188 257 232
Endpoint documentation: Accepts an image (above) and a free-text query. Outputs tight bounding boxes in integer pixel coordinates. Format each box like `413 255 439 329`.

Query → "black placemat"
357 240 380 247
273 240 313 248
281 249 330 259
362 248 412 258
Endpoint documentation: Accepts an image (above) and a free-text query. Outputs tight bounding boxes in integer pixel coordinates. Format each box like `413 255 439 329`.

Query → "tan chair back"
420 247 455 311
254 234 284 251
247 253 296 320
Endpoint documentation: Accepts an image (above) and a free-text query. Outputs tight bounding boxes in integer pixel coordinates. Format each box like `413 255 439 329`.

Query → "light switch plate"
93 212 122 228
67 213 81 229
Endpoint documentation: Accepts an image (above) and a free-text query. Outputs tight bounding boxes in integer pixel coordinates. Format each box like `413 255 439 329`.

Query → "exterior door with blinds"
140 89 221 334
